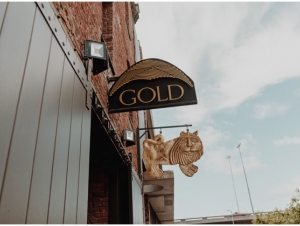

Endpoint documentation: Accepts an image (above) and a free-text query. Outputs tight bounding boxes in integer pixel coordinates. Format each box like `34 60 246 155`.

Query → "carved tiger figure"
143 130 204 179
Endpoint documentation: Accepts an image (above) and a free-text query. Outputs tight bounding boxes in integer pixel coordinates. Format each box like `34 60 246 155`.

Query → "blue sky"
135 2 300 219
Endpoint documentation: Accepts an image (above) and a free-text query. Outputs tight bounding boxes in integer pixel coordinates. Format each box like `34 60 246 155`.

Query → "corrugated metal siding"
134 28 145 223
132 170 144 224
0 2 91 224
47 58 76 224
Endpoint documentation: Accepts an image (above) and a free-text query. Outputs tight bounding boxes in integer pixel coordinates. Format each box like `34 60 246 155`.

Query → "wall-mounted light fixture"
84 40 107 60
123 129 135 147
84 40 108 75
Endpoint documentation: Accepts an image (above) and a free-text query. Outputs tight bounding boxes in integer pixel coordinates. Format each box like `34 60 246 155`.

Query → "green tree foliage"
253 189 300 224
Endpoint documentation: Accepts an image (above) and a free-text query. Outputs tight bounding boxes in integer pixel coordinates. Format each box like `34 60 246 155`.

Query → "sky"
135 2 300 220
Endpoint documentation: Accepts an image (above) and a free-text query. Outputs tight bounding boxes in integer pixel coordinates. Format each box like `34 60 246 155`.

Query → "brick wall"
144 194 150 224
51 1 140 173
88 165 109 224
52 2 103 59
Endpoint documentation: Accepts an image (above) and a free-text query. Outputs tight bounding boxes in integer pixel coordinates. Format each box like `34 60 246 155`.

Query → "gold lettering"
168 84 184 101
137 87 156 103
119 89 136 106
156 86 168 102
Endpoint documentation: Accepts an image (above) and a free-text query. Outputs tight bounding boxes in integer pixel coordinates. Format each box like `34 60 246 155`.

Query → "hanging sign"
143 130 204 179
108 58 197 113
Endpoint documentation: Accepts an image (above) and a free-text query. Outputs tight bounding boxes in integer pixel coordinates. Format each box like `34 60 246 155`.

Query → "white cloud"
136 2 300 124
212 3 300 111
136 3 300 218
174 104 209 125
261 177 300 210
198 126 229 147
202 132 264 175
274 136 300 147
203 146 263 176
253 102 290 119
269 177 300 196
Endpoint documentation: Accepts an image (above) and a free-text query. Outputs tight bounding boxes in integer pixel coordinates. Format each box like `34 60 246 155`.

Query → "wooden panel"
0 2 8 32
47 59 75 224
64 77 85 223
0 6 52 223
26 36 65 223
77 94 91 223
0 2 36 200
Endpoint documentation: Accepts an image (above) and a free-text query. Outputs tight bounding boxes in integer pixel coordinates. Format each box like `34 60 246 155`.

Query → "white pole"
227 210 234 224
227 155 240 213
237 143 255 214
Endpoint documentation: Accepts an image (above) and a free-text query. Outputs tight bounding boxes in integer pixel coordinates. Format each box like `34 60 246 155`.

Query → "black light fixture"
123 129 135 147
95 104 102 112
102 115 109 126
107 76 118 83
84 40 108 75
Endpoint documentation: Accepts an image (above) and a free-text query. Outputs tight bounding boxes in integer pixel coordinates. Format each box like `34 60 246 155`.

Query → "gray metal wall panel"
0 7 52 223
0 2 92 224
77 98 91 223
26 36 65 224
132 176 144 224
0 2 8 33
0 2 36 199
64 77 85 224
48 59 75 224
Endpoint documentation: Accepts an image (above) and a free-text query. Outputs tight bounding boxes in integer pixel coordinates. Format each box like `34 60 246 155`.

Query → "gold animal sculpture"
143 130 204 179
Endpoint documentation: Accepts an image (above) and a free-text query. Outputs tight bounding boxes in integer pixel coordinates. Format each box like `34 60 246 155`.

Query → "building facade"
0 2 174 224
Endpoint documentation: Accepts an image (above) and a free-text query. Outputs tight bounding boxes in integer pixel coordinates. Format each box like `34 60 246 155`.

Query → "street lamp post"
227 210 234 224
227 155 240 213
237 143 255 214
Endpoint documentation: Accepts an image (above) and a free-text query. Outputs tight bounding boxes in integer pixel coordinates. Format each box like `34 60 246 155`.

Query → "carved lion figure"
143 130 204 179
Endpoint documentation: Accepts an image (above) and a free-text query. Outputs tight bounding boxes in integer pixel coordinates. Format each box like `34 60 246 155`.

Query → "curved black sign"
108 58 197 113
